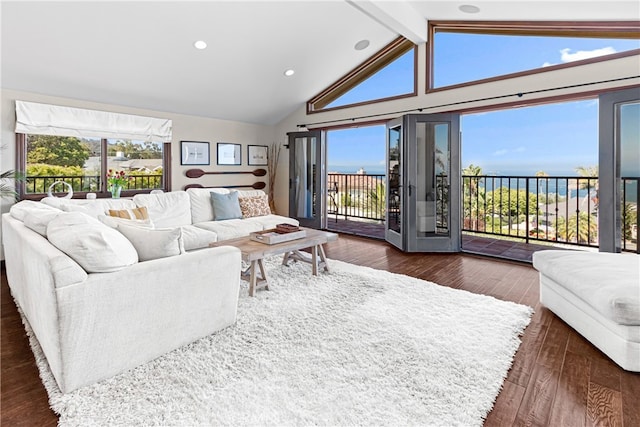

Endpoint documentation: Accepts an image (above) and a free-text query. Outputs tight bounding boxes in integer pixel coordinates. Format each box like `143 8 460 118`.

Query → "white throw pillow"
117 224 185 261
23 210 62 236
47 212 138 273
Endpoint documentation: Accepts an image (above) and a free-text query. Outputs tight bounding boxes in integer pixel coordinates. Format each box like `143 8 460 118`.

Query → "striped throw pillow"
108 206 149 220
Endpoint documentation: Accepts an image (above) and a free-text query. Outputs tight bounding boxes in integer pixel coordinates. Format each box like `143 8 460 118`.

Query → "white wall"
0 89 276 259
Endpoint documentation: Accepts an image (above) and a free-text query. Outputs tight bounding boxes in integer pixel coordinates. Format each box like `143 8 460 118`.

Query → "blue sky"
327 33 639 175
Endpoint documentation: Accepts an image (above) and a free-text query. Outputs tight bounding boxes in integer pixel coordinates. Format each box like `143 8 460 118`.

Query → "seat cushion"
179 225 219 250
533 250 640 325
194 219 263 241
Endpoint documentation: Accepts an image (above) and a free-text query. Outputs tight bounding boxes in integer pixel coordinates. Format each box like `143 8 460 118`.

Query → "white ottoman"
532 250 640 372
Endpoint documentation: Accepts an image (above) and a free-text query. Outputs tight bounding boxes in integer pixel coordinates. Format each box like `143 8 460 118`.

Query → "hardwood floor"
2 234 638 426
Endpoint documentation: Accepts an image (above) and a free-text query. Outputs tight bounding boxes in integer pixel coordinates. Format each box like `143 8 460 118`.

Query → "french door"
385 113 461 252
287 130 324 229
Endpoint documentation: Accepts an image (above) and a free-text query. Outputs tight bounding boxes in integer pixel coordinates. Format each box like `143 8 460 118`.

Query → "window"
15 101 172 199
308 37 416 113
429 21 640 91
19 135 169 198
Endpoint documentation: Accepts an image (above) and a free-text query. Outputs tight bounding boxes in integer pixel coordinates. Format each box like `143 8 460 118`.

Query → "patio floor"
324 218 575 263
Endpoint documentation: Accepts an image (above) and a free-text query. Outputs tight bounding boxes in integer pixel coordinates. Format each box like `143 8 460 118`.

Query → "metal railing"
327 173 386 222
25 174 163 194
327 172 638 253
462 175 639 253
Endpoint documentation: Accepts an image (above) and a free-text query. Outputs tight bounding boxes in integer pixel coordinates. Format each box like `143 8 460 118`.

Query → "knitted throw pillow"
238 195 271 218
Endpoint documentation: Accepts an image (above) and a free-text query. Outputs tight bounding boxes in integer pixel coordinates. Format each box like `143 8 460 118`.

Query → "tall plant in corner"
267 142 282 213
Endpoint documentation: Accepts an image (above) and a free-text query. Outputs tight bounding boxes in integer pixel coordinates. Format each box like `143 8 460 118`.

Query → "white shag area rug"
22 257 533 427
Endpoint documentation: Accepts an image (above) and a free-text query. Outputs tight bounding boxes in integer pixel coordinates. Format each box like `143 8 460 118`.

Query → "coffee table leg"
258 259 269 291
312 245 318 275
318 244 329 272
282 251 291 266
249 260 258 297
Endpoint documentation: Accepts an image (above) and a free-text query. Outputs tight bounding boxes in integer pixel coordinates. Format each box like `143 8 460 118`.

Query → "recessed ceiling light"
459 4 480 13
194 40 207 50
284 69 295 77
354 39 370 51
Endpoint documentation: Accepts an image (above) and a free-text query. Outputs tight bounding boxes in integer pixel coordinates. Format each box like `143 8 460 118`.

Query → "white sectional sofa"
2 188 299 393
533 250 640 372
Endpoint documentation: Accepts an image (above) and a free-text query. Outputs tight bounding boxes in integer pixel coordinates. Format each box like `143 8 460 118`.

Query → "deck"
325 218 577 262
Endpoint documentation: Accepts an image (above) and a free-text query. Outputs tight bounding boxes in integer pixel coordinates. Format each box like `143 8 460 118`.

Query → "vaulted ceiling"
2 1 638 125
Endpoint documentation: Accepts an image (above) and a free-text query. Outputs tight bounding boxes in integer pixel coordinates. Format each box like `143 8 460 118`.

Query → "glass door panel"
415 122 450 237
288 131 322 229
406 113 460 252
598 88 640 253
386 118 404 249
619 101 639 253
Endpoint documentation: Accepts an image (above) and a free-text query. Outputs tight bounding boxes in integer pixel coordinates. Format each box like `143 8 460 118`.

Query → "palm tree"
462 164 484 230
622 202 637 242
574 165 599 211
555 212 598 244
462 164 483 197
366 182 386 219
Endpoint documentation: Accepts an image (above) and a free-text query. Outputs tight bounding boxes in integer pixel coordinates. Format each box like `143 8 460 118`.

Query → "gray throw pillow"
210 191 243 220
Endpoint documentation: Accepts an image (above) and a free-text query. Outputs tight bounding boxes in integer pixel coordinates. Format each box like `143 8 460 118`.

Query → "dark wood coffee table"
209 228 338 296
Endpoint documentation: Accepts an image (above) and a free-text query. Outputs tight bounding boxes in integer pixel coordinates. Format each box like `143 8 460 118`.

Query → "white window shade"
15 100 173 142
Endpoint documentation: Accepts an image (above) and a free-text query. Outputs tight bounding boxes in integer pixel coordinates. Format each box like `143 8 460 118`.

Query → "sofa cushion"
186 187 230 224
9 200 60 221
43 197 136 218
533 251 640 326
179 225 219 250
23 210 62 236
194 218 263 241
210 191 243 220
47 212 138 273
238 194 271 218
117 224 185 261
133 191 192 228
235 189 268 198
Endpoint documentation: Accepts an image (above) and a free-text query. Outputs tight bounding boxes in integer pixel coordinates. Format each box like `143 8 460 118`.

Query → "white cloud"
514 146 526 153
559 47 617 63
493 149 508 156
542 61 554 67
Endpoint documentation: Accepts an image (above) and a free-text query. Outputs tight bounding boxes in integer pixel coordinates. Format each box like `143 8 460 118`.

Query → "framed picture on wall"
180 141 210 165
217 142 242 165
247 145 268 166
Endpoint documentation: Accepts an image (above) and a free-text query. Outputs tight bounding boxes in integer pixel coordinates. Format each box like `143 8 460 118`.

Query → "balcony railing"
327 172 638 253
327 173 386 222
25 174 163 194
462 175 638 253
